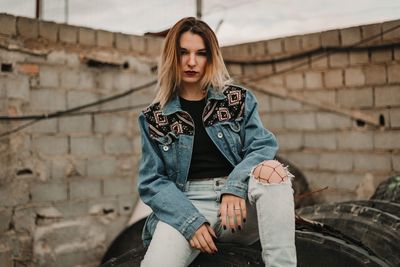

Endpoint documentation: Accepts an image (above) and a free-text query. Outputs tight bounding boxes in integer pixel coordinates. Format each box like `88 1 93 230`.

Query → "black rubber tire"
297 202 400 266
371 175 400 203
101 216 390 267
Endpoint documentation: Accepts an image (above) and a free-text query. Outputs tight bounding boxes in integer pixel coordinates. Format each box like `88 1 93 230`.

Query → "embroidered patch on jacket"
143 103 194 139
203 85 246 127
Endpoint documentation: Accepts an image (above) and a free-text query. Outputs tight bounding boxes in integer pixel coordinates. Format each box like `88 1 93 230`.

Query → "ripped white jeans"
141 169 297 267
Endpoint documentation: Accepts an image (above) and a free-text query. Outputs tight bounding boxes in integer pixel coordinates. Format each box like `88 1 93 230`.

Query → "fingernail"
218 212 221 217
238 225 242 231
231 229 235 233
223 225 226 230
243 218 246 223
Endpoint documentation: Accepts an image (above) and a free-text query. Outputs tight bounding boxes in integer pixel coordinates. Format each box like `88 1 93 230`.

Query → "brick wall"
222 19 400 203
0 13 161 267
0 12 399 266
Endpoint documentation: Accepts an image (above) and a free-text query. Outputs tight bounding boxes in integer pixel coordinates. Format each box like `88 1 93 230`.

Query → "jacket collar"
162 85 226 115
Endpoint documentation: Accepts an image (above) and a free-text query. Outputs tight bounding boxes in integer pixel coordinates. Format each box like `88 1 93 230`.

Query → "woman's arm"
137 113 208 241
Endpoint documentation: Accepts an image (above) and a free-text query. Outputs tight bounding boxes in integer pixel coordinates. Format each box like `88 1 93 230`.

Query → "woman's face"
179 31 208 89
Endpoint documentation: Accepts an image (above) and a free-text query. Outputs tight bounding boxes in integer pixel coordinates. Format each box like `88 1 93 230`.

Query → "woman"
138 17 296 266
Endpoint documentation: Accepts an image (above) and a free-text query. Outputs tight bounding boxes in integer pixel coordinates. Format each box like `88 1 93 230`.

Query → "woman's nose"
188 53 197 67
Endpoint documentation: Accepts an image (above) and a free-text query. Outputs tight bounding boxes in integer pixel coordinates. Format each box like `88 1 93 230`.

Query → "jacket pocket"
154 133 178 177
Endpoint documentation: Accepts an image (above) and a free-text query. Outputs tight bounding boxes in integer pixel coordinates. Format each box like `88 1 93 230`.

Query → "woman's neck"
179 84 206 101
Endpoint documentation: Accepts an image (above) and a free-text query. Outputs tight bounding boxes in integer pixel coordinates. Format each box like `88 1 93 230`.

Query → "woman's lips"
184 71 198 76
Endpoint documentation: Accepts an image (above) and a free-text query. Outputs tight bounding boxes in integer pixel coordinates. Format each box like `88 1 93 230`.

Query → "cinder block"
361 24 382 45
59 115 92 133
94 115 129 134
0 180 30 206
113 73 132 91
51 158 86 179
130 35 147 53
31 182 68 202
382 20 400 41
226 64 242 76
304 132 337 150
375 85 400 107
337 131 374 149
70 137 103 157
67 90 98 109
271 97 302 111
344 68 365 86
304 71 323 89
338 87 373 108
392 154 400 172
324 69 343 88
340 27 361 46
33 136 68 156
371 50 392 63
13 206 36 232
301 33 320 50
87 157 117 177
303 90 336 105
390 108 400 127
284 113 317 130
78 27 95 46
266 38 283 55
39 21 58 42
0 14 16 35
54 200 88 218
116 33 131 51
284 36 301 53
310 54 328 68
0 208 12 232
319 153 353 171
88 196 118 215
118 193 137 215
329 53 348 67
349 51 369 65
17 17 38 38
249 42 266 57
59 24 77 44
354 154 391 171
39 66 59 87
30 89 66 111
0 245 13 267
388 64 400 83
6 75 29 101
374 131 400 149
69 179 101 199
316 113 352 130
146 36 163 55
321 30 340 47
96 30 114 47
104 136 133 155
276 132 303 150
285 73 304 90
286 151 319 169
28 119 58 133
77 71 95 90
103 178 133 196
261 113 284 130
364 65 386 85
60 69 79 89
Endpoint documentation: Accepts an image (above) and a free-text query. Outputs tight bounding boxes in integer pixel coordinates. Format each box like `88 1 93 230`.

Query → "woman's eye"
197 51 207 56
180 50 188 55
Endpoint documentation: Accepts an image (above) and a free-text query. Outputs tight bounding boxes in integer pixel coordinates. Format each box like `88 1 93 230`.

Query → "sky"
1 0 400 46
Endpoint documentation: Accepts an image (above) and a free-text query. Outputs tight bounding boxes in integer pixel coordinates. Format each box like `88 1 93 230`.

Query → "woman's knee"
251 160 291 184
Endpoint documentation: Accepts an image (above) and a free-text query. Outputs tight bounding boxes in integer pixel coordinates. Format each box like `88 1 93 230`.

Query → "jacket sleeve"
137 113 208 240
221 89 279 199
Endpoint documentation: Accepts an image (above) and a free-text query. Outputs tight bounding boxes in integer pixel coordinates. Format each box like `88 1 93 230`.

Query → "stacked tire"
101 176 400 267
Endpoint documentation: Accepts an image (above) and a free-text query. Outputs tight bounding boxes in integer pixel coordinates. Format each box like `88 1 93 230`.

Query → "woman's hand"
219 194 247 232
189 223 218 254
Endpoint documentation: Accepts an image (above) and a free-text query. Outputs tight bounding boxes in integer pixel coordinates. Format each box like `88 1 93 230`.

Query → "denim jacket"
137 84 278 246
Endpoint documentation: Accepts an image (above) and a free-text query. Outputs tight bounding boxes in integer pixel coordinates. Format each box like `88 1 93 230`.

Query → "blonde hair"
155 17 231 108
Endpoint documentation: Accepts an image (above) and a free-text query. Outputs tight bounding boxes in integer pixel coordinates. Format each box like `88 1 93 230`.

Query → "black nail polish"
223 225 226 230
238 225 242 231
231 229 235 233
243 218 246 223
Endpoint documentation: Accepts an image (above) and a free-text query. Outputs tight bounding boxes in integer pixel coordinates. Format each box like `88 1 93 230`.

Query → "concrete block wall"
0 13 159 267
222 19 400 203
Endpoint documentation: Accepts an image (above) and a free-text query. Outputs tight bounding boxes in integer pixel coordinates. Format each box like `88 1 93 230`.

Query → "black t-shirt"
180 97 233 180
